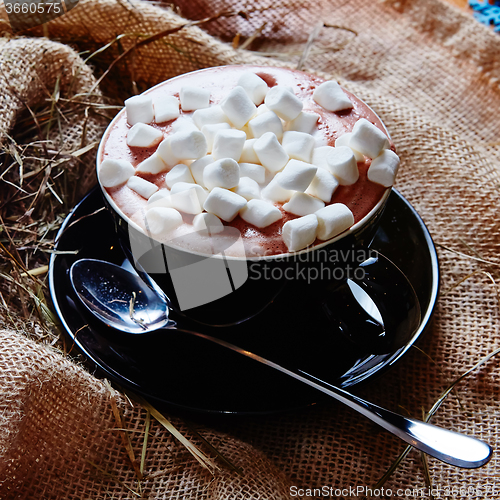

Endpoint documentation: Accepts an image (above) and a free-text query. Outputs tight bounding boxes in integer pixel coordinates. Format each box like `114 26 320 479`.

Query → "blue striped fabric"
469 0 500 32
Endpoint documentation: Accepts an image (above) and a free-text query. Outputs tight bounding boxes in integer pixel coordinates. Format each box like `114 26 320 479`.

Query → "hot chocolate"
98 65 399 258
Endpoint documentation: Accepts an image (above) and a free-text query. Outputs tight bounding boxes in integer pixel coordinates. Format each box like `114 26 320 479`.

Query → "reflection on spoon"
69 257 492 469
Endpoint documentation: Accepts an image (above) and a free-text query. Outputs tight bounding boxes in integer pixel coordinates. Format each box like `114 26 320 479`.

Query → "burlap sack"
0 0 499 498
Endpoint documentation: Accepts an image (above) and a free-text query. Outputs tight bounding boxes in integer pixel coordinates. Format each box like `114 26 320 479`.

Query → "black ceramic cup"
97 67 393 327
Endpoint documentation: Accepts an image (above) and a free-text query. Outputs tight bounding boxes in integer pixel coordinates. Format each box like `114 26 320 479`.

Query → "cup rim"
96 66 392 262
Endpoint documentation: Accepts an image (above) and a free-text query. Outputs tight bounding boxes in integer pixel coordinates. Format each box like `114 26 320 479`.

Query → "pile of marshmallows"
99 72 400 253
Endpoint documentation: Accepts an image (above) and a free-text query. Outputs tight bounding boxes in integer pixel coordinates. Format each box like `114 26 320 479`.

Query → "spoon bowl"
71 258 170 334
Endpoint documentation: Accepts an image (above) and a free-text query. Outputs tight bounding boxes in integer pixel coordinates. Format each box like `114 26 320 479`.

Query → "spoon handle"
176 327 492 469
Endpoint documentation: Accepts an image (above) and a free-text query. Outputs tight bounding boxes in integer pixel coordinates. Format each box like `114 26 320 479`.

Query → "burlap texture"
0 0 499 498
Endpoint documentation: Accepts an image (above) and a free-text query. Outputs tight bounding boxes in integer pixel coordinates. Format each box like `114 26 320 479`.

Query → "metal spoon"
69 257 492 468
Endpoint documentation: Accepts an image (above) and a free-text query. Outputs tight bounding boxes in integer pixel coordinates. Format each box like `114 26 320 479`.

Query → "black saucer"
49 187 439 415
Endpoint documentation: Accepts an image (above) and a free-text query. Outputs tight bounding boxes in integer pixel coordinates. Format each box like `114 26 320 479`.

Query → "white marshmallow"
126 123 163 148
203 158 240 191
147 189 173 209
240 199 282 228
124 95 154 125
238 162 266 184
282 131 315 163
170 130 208 160
314 136 329 148
260 173 293 202
203 187 247 222
315 203 354 240
305 167 339 202
169 184 203 215
171 116 200 134
192 105 230 129
233 176 260 201
154 96 180 123
255 104 270 116
201 123 231 152
312 81 353 112
156 138 180 168
253 132 289 173
165 164 195 188
240 124 253 140
192 212 225 234
349 118 388 158
136 153 168 174
171 190 201 215
335 132 364 162
127 176 159 199
282 214 319 252
264 86 303 121
179 86 210 111
276 159 317 192
237 72 269 104
326 146 359 185
286 111 319 134
190 155 213 187
367 149 400 187
99 159 135 188
212 129 246 161
171 181 208 205
240 139 260 164
311 146 336 170
220 86 257 129
283 192 324 216
145 207 183 235
248 111 283 140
